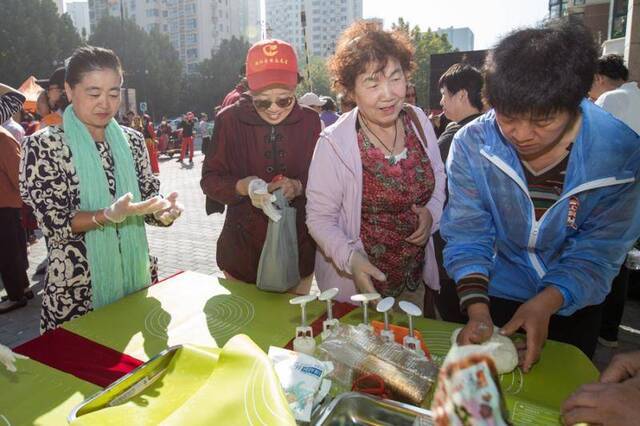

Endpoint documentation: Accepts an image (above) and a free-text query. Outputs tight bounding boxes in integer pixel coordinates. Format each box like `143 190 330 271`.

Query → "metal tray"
312 392 433 426
68 345 181 423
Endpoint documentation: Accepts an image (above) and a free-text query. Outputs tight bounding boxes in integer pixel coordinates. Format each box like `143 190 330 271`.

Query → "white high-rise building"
88 0 258 73
436 27 475 52
66 1 91 38
265 0 363 59
53 0 64 14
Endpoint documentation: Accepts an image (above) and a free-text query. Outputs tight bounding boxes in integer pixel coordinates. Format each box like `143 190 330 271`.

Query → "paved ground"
1 150 639 371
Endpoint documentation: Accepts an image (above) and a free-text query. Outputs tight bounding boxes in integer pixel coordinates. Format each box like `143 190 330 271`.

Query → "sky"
363 0 550 50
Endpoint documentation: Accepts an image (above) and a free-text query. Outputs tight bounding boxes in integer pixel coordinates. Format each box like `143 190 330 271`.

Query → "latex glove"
267 176 302 201
456 303 494 345
0 343 28 373
248 179 281 222
349 250 386 294
103 193 170 223
153 191 183 225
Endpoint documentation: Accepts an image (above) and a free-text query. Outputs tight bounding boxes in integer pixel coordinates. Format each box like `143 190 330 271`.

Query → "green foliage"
392 18 454 109
0 0 81 87
188 37 252 115
297 56 332 97
89 17 183 118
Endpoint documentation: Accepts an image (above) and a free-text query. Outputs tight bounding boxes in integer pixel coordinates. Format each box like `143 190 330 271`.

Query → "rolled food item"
451 327 518 374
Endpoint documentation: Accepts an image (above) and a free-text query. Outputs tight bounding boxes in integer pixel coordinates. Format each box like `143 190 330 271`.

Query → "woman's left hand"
405 204 432 246
267 176 303 201
153 191 183 225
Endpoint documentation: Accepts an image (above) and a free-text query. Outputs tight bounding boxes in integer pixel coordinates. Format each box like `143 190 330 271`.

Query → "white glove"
103 192 171 223
152 191 183 225
248 179 282 222
0 343 28 373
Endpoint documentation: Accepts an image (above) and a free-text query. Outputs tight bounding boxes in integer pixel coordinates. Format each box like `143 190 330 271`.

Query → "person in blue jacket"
441 21 640 372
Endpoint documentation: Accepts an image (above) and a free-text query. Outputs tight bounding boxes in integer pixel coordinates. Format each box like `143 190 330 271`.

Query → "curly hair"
596 54 629 81
328 21 416 95
483 21 597 118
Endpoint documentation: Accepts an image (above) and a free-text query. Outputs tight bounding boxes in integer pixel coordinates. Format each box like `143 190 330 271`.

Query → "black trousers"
599 265 629 341
0 208 29 301
490 296 603 358
433 230 469 324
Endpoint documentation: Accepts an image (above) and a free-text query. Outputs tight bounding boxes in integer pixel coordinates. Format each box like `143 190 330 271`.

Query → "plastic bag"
257 188 300 292
268 346 333 422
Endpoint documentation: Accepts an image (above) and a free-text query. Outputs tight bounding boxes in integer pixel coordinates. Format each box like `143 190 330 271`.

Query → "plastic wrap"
316 324 438 405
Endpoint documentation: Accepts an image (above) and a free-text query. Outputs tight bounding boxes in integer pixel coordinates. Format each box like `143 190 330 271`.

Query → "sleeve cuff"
457 274 490 312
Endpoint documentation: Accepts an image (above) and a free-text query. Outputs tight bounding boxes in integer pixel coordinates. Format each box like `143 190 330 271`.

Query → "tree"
392 18 454 110
0 0 81 87
188 37 252 114
297 56 332 97
89 17 183 118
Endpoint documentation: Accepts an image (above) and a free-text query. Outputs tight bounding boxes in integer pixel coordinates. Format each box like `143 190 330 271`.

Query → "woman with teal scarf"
20 46 183 332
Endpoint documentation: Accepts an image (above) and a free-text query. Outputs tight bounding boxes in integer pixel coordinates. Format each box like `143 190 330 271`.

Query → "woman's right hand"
457 303 494 345
349 251 386 294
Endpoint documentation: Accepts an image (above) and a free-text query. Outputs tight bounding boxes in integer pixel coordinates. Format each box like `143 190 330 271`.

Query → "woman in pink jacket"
306 22 446 313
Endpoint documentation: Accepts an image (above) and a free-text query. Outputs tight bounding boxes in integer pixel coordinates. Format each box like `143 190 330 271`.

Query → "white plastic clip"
289 294 317 355
319 288 340 340
376 296 395 343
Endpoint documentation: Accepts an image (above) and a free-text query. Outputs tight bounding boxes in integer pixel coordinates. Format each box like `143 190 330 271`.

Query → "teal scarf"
63 106 151 309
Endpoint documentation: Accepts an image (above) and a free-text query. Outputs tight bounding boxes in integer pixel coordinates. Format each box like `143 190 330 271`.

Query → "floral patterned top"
20 125 164 332
358 112 435 297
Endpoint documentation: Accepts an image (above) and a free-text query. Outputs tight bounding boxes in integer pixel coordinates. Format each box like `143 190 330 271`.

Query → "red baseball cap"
246 39 298 92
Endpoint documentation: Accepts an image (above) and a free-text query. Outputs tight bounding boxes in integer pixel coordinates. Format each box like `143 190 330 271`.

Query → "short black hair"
483 21 597 118
66 45 123 88
438 63 483 111
596 54 628 81
321 97 336 111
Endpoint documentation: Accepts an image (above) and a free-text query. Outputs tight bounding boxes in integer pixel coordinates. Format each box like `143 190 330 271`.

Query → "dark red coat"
201 94 321 283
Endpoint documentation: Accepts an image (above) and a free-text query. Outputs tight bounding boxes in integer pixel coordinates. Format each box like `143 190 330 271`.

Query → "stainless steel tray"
312 392 433 426
67 345 181 423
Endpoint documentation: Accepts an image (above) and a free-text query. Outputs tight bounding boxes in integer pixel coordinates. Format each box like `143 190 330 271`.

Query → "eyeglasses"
253 96 294 111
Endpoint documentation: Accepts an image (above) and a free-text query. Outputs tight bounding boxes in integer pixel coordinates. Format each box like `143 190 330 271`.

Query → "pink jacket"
306 105 446 303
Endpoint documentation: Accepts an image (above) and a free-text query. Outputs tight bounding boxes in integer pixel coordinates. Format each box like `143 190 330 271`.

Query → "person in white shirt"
589 54 640 349
2 117 25 145
590 54 640 134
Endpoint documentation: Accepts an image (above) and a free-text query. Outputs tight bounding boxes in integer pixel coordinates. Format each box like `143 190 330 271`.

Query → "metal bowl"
312 392 433 426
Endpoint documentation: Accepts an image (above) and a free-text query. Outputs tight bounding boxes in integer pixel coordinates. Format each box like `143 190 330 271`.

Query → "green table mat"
63 271 325 361
0 358 99 425
340 310 598 425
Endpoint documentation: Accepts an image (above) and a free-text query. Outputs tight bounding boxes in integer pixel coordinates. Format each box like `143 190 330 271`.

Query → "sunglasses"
253 96 294 111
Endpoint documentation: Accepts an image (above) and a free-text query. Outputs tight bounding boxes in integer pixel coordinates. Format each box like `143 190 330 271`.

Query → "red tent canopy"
18 76 44 113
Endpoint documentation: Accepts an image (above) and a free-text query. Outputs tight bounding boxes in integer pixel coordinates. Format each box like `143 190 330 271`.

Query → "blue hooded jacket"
441 99 640 316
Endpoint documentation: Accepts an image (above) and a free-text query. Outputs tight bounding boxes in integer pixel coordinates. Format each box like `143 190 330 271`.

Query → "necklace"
359 114 398 162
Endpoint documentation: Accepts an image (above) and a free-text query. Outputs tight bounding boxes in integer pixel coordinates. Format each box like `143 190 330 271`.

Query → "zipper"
480 149 635 278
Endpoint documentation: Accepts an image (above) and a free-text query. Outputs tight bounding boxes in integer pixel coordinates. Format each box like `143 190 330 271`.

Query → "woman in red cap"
201 39 321 292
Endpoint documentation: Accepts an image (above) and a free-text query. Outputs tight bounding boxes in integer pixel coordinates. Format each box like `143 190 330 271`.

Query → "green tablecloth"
0 358 99 425
63 271 325 360
340 309 599 425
